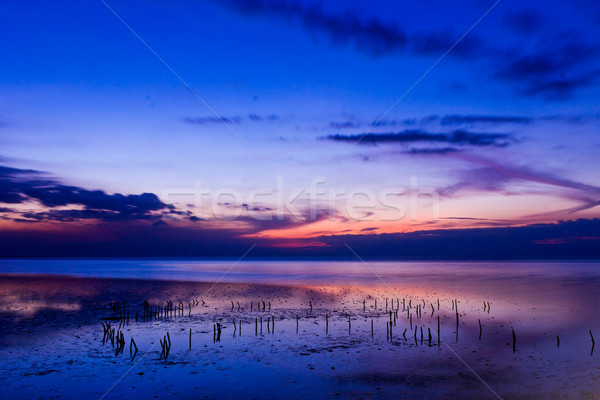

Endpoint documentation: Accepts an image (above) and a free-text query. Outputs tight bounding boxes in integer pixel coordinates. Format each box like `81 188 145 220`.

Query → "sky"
1 0 600 258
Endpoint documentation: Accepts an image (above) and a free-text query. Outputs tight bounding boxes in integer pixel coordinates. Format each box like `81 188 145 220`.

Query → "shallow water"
0 260 599 399
2 259 600 285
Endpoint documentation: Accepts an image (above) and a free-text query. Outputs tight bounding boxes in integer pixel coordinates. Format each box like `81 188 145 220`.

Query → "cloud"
217 0 490 59
1 216 598 259
495 36 600 98
218 0 484 58
405 147 459 155
183 114 279 125
218 1 600 98
503 10 542 35
521 73 598 98
439 155 600 213
219 0 408 56
0 161 342 236
0 165 49 204
228 204 334 234
371 113 598 129
26 187 170 215
183 116 242 125
329 121 360 129
440 216 491 221
325 129 513 147
0 164 174 222
370 114 533 128
372 118 417 127
248 114 280 122
316 218 600 260
19 208 163 223
439 114 531 126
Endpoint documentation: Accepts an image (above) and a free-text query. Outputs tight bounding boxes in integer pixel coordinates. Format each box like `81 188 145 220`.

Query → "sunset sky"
1 0 599 257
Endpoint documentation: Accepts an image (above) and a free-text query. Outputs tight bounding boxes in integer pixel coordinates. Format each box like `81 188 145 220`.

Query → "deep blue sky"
1 0 599 256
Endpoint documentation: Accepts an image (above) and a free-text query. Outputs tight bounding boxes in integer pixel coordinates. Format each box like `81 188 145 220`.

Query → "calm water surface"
1 259 599 284
0 260 599 399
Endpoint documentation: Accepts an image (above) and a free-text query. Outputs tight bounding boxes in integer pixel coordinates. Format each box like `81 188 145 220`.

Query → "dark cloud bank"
183 114 280 125
0 164 177 223
217 0 600 98
217 0 479 57
1 218 599 259
495 37 600 98
2 163 599 259
319 218 600 260
326 129 513 147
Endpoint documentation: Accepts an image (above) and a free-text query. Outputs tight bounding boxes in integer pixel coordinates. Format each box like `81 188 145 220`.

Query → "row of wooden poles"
103 318 597 365
139 299 193 321
102 296 597 361
107 297 281 326
102 321 138 360
159 332 172 361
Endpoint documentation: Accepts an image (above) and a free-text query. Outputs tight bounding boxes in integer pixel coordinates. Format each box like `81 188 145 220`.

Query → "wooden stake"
386 321 389 341
348 315 351 335
131 338 138 361
414 326 417 344
437 315 440 347
512 327 516 353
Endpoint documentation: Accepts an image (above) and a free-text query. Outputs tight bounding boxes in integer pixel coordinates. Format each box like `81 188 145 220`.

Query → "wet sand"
0 266 599 399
